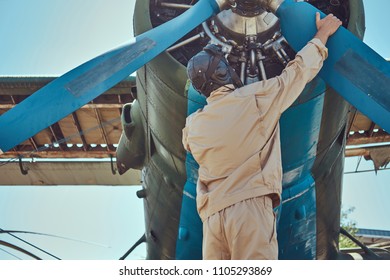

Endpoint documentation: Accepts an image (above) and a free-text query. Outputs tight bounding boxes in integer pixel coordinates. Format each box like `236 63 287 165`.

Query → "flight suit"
182 38 328 260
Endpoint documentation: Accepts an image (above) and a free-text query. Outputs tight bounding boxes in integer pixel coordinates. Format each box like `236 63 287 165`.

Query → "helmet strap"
203 46 243 92
228 64 244 89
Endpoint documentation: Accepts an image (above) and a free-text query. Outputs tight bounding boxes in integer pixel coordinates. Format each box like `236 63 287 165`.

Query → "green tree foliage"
339 206 359 248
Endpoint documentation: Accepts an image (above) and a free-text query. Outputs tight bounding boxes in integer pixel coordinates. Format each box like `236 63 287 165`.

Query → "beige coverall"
182 38 328 260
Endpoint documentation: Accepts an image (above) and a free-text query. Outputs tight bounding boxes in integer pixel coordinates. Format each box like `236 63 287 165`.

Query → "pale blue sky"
0 0 135 75
0 0 143 260
0 0 389 260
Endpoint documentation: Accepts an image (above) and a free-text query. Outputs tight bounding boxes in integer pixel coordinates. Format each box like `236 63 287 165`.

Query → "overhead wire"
0 247 22 260
0 240 41 260
0 229 109 248
0 117 122 259
0 227 61 260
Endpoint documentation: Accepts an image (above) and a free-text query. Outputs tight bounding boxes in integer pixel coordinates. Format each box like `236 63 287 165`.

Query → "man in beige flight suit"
182 13 342 260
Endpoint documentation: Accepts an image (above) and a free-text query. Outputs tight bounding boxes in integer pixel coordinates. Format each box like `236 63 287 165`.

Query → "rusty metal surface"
0 160 141 186
0 76 136 159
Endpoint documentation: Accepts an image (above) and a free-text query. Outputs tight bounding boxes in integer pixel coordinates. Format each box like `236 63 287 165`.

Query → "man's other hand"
314 12 342 45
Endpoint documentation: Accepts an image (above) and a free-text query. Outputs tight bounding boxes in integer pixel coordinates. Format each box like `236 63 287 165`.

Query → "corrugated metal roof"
357 228 390 239
0 160 141 186
0 76 136 159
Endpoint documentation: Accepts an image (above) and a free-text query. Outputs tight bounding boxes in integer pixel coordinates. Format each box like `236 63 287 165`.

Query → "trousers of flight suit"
202 195 278 260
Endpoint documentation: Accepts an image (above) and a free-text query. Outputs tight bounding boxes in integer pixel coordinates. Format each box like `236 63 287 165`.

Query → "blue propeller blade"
0 0 221 153
276 0 390 133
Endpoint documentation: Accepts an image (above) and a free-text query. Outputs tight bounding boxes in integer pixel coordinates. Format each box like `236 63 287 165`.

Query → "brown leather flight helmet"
187 44 243 97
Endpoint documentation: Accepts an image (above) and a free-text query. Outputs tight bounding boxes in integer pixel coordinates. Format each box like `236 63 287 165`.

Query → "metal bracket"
110 155 117 175
18 156 28 175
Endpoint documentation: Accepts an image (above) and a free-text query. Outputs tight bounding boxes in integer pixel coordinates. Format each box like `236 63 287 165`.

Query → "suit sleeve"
182 117 191 152
273 38 328 113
